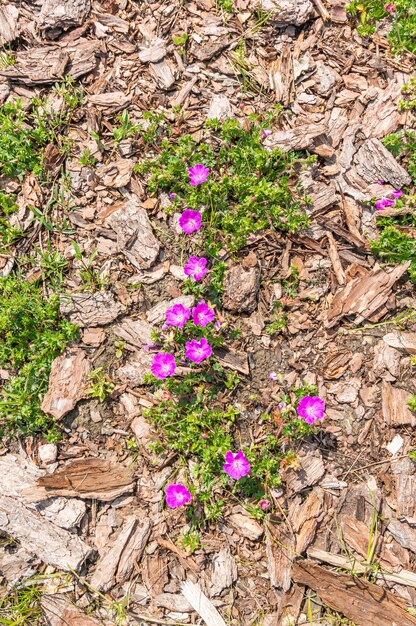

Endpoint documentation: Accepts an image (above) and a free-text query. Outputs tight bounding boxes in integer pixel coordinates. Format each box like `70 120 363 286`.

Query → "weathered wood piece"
210 548 237 597
325 263 409 327
114 318 154 347
266 526 294 591
41 349 91 419
38 0 91 38
0 39 99 84
0 496 91 572
90 515 151 591
354 138 411 188
283 450 325 494
292 560 416 626
214 347 250 375
383 332 416 355
0 4 19 45
264 124 330 154
106 197 161 269
382 381 416 427
60 292 126 327
36 458 135 501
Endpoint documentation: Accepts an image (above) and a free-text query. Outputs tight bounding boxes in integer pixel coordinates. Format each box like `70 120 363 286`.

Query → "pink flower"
192 301 215 327
385 3 396 12
151 353 176 379
269 371 278 381
185 337 212 363
188 164 210 186
184 256 208 281
166 303 191 328
223 451 250 480
215 320 222 331
375 198 395 210
165 484 191 509
391 190 403 199
376 180 385 184
179 209 202 234
169 193 176 199
297 396 325 424
259 498 271 510
262 129 272 138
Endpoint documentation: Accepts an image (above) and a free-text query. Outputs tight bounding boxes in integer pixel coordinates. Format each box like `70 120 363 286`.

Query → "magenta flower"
188 164 209 186
169 193 176 199
259 498 271 510
179 209 202 234
223 451 251 480
375 197 395 210
297 396 325 425
151 353 176 379
262 129 272 138
165 484 191 509
165 303 191 328
391 190 403 199
385 3 396 12
192 301 215 327
269 371 278 381
184 256 208 281
185 337 212 363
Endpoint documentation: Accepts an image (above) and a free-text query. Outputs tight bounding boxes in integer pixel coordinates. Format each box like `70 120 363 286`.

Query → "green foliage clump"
0 79 83 180
347 0 416 54
0 276 78 437
0 189 22 247
371 222 416 283
136 116 311 253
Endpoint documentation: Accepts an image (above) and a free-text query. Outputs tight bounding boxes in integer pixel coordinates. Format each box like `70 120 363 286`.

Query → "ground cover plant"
141 152 326 520
0 276 77 437
347 0 416 54
136 114 312 253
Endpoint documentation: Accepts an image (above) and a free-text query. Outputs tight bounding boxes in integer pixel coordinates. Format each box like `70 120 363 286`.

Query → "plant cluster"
0 275 77 437
370 189 416 283
347 0 416 54
142 154 325 519
0 79 83 180
136 115 311 253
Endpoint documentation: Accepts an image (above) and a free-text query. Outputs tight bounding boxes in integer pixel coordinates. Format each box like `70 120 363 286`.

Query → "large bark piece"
292 560 416 626
0 39 99 84
106 197 160 269
325 263 409 327
41 349 91 420
382 381 416 427
0 4 19 46
38 0 91 38
60 292 126 327
0 496 91 572
264 124 330 154
354 138 411 188
36 458 135 501
90 515 151 591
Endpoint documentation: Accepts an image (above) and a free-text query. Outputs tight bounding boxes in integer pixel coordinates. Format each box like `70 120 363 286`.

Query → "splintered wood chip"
263 123 330 154
383 332 416 355
0 38 99 84
292 560 416 626
36 458 135 501
354 138 411 188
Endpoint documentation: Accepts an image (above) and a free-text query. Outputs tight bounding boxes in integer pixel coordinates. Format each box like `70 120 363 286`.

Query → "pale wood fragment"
41 349 91 419
0 496 91 572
